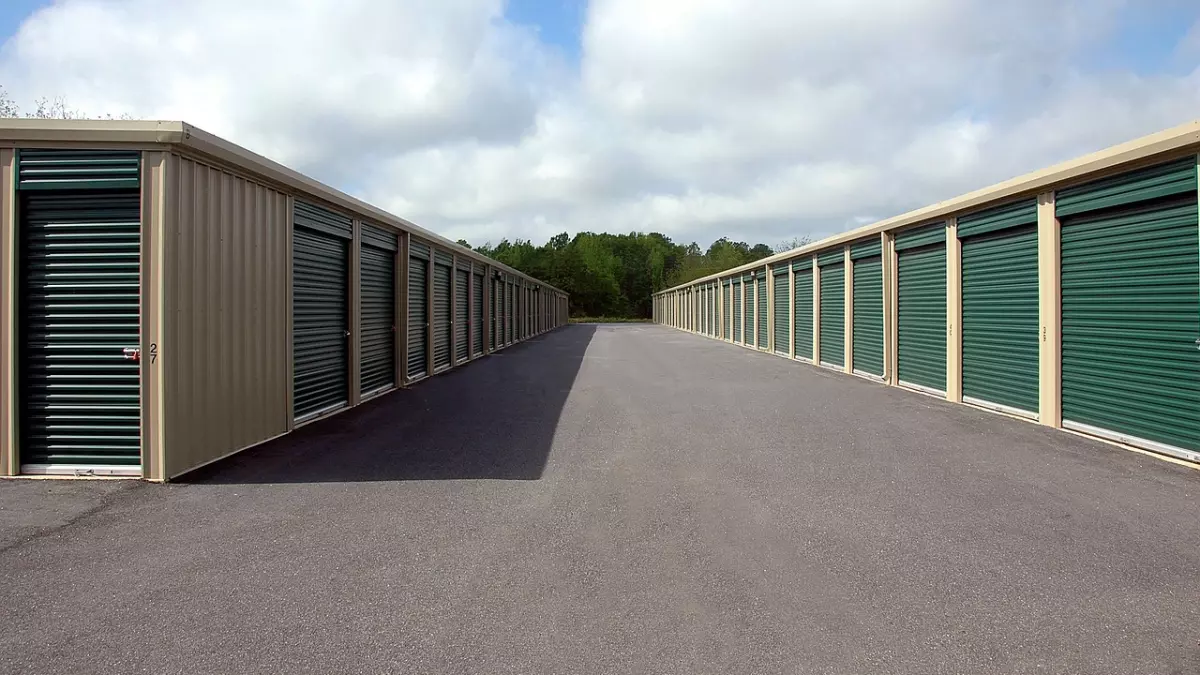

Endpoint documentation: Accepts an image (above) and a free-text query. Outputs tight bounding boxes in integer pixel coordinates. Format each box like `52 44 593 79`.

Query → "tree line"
463 233 810 319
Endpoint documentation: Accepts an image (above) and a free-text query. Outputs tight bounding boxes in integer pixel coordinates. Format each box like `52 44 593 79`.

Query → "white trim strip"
21 464 141 478
897 380 947 398
1063 420 1200 465
963 396 1038 421
853 369 886 382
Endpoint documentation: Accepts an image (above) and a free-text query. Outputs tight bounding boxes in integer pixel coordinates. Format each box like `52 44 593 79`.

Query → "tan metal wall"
161 153 291 479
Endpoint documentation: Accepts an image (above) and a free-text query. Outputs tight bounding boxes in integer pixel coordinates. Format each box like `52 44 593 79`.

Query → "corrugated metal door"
1058 158 1200 457
292 201 352 422
733 281 743 343
472 272 484 356
454 267 469 362
960 200 1039 415
723 281 732 339
407 242 429 379
506 282 514 344
793 260 813 360
896 224 946 393
491 278 499 349
773 267 789 355
852 253 884 377
433 254 452 370
756 274 768 349
819 259 845 367
18 155 142 472
359 225 396 397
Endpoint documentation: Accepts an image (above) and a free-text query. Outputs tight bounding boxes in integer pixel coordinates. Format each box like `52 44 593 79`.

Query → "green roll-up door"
819 262 845 367
472 273 484 356
733 281 743 343
407 242 429 379
292 225 350 421
18 186 142 471
1060 169 1200 457
773 268 789 355
960 204 1039 415
359 228 396 396
454 267 469 362
491 278 499 349
433 256 452 370
793 261 813 360
896 243 946 392
852 256 884 376
723 281 731 339
756 275 768 349
506 282 514 344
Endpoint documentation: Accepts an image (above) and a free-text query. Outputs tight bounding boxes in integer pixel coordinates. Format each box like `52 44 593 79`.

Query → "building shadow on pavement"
181 324 597 484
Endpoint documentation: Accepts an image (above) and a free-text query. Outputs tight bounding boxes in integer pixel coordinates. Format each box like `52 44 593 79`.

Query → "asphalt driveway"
1 324 1198 674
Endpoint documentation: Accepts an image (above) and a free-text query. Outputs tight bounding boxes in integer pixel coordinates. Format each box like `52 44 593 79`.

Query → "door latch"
1195 338 1200 350
123 347 141 362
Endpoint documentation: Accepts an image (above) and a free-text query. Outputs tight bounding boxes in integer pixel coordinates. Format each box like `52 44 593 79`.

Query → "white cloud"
1 0 1197 249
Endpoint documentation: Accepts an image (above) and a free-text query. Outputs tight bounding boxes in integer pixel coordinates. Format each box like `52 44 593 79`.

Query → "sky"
0 1 1198 251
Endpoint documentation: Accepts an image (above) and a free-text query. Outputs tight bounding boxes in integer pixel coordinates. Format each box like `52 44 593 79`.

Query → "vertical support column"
813 255 822 365
0 149 13 476
884 231 898 386
946 218 963 403
1038 191 1062 428
788 265 796 359
397 232 409 381
843 246 853 374
139 151 168 482
349 220 362 404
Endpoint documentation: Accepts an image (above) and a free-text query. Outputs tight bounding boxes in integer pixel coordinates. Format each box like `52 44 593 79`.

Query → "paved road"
2 324 1199 675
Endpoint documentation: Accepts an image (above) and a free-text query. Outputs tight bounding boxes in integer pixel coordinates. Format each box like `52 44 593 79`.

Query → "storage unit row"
654 121 1200 467
0 121 568 481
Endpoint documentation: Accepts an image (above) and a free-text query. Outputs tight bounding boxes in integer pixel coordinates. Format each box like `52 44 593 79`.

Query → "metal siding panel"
819 264 845 366
793 267 813 359
433 262 451 369
17 149 140 191
161 156 290 479
791 257 813 272
897 244 947 391
406 257 428 378
894 222 946 252
1061 195 1200 452
455 268 469 361
361 222 397 252
817 250 843 267
852 257 884 375
472 273 483 355
490 278 499 349
773 271 789 354
756 276 767 348
360 244 395 394
292 227 349 420
957 199 1038 239
1056 157 1196 218
850 239 882 260
961 225 1039 413
18 190 142 468
294 199 352 240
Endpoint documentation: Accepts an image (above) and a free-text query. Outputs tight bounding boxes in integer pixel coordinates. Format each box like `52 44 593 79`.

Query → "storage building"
0 120 568 481
654 120 1200 467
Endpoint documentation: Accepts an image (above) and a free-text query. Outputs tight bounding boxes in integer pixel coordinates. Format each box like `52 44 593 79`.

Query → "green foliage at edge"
469 232 782 319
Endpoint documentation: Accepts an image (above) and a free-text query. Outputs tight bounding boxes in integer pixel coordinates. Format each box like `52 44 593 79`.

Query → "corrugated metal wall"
161 155 290 480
